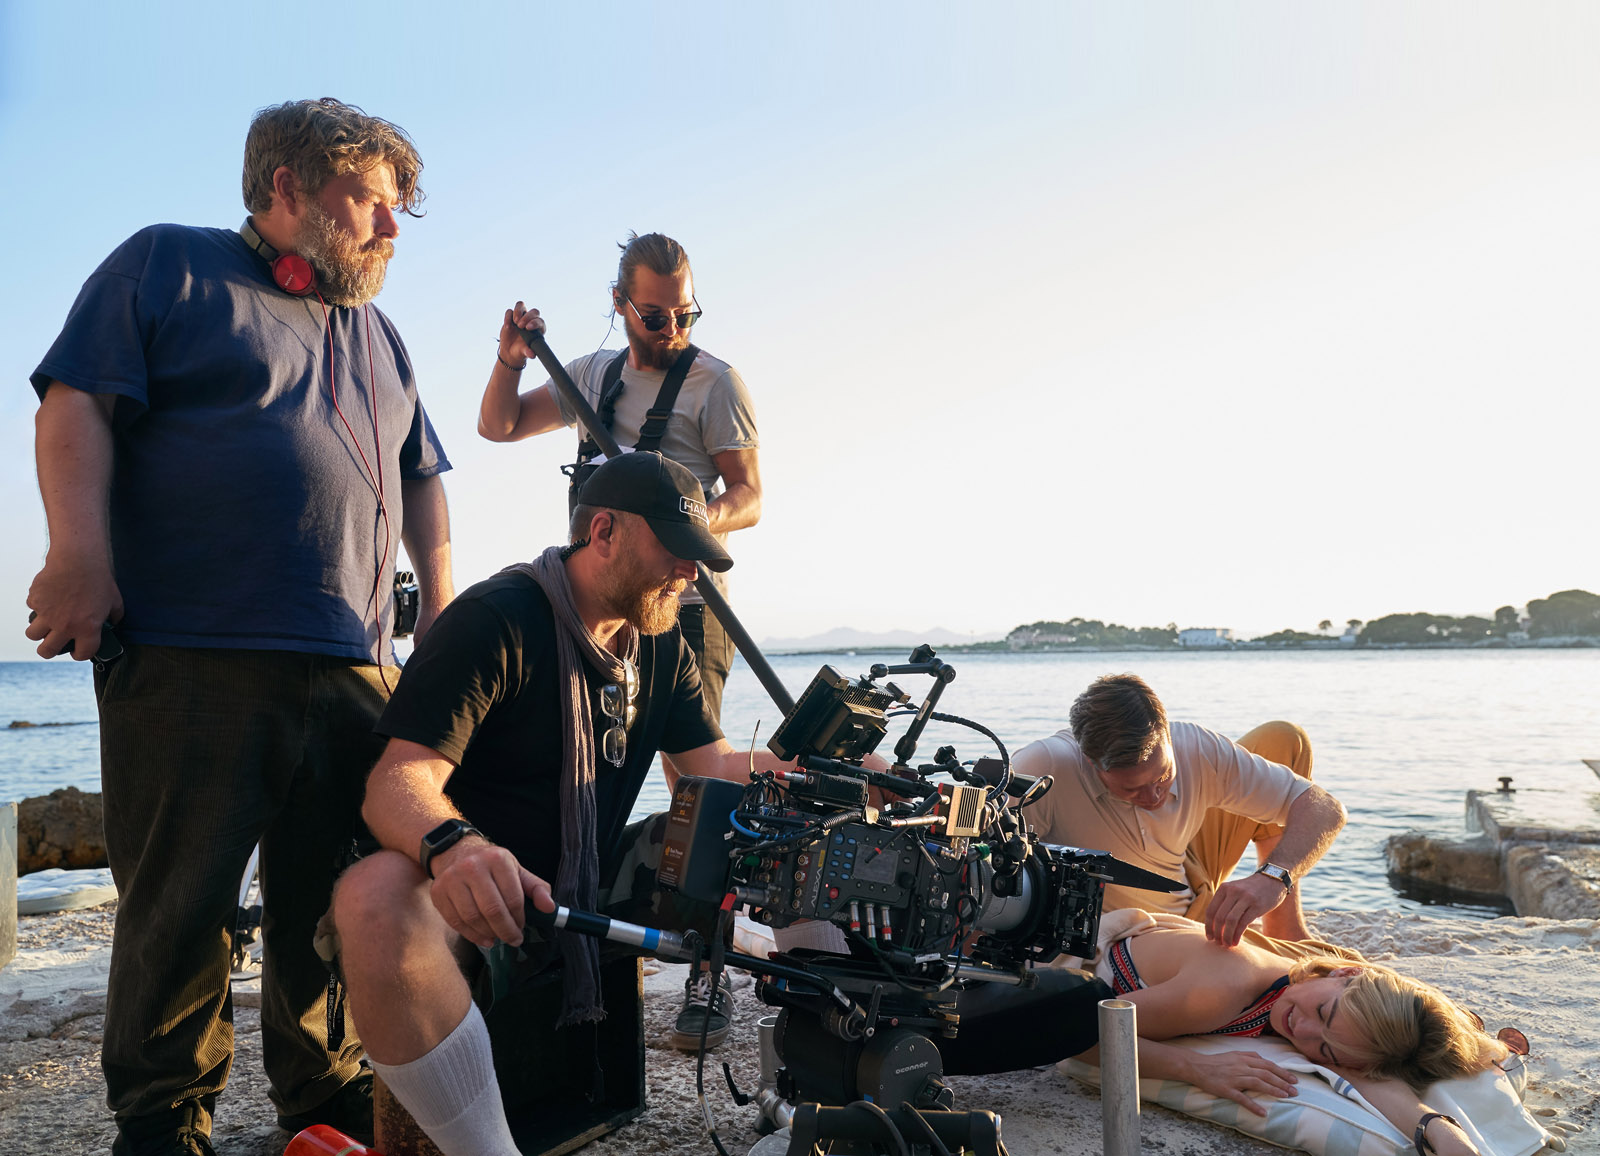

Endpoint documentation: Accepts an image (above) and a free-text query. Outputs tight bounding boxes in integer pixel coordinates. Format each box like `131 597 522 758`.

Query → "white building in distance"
1178 627 1234 647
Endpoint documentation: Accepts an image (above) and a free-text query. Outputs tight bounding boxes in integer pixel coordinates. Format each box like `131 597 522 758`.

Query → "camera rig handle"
788 1103 1005 1156
523 900 867 1013
521 329 796 715
869 645 958 770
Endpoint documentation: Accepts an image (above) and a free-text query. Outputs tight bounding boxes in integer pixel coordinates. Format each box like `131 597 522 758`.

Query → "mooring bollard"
1 802 17 971
1099 998 1139 1156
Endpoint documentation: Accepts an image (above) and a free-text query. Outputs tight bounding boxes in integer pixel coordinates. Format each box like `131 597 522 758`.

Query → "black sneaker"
670 971 733 1052
114 1130 216 1156
112 1103 218 1156
275 1068 375 1146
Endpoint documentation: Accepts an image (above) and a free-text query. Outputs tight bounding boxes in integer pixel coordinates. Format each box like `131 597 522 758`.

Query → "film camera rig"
516 325 1180 1154
608 645 1179 1155
660 646 1129 969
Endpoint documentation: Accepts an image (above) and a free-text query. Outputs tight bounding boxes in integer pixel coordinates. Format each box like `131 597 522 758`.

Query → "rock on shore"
17 787 107 874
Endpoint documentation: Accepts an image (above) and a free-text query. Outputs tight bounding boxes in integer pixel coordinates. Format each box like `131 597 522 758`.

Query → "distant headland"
762 588 1600 655
1001 587 1600 652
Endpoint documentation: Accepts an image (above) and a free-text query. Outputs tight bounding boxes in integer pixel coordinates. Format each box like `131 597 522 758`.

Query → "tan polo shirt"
1013 720 1311 915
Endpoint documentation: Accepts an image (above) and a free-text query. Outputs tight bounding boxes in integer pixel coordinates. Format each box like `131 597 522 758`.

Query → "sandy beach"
2 902 1593 1156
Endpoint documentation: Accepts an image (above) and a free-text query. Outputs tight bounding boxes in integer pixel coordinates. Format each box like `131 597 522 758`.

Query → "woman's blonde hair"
1289 956 1504 1092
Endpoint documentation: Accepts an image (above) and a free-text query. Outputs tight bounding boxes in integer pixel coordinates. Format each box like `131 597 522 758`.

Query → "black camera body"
662 774 1111 967
662 780 975 954
660 654 1136 970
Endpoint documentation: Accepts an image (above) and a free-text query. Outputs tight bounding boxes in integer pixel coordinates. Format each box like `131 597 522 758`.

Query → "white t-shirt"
1013 721 1311 915
551 348 758 603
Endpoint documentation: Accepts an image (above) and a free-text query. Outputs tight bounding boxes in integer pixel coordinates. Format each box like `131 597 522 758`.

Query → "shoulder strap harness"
570 344 700 469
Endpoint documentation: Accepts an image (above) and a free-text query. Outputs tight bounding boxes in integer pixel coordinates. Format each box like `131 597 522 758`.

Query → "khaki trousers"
1181 720 1360 962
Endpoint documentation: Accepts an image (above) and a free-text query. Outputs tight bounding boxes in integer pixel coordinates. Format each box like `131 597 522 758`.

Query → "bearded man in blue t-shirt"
24 98 454 1156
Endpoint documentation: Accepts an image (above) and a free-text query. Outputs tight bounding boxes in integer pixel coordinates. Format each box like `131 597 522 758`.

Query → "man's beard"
604 559 687 636
628 325 691 370
630 576 688 635
298 201 392 306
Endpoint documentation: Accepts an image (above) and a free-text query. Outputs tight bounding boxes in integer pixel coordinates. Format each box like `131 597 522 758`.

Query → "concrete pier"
1387 768 1600 919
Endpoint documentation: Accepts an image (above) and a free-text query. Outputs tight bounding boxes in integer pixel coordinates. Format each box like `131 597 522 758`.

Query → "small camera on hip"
393 571 420 638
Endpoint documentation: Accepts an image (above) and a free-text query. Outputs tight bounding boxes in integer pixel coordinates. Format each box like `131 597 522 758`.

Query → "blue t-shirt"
30 224 450 663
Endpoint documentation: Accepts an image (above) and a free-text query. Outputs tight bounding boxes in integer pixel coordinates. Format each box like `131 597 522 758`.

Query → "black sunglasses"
625 296 702 332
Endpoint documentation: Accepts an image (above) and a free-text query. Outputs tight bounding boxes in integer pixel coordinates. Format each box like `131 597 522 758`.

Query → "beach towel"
16 867 117 915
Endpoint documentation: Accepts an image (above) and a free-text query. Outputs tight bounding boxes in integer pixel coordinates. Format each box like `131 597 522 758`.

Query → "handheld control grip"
27 610 123 665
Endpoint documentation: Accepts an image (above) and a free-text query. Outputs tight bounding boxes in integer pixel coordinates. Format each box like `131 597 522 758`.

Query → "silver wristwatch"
1256 862 1294 892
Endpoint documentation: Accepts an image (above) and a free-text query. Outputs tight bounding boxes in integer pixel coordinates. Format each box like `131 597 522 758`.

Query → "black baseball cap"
578 451 734 573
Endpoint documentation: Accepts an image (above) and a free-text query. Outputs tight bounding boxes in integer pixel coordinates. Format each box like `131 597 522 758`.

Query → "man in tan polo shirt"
1015 673 1348 953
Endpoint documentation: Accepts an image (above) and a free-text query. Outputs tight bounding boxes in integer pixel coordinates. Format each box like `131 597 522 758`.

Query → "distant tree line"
1004 589 1600 650
1356 612 1495 645
1355 589 1600 646
1007 617 1178 649
1250 628 1327 646
1527 589 1600 636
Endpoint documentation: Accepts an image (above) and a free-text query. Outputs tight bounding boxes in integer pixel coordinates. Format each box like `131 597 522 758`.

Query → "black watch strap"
1256 862 1294 893
1414 1112 1459 1155
420 819 484 879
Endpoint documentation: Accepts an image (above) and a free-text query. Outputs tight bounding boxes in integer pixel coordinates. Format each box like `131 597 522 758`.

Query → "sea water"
4 649 1596 919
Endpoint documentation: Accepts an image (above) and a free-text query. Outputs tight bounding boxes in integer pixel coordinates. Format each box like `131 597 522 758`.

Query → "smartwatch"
420 819 485 879
1256 862 1294 893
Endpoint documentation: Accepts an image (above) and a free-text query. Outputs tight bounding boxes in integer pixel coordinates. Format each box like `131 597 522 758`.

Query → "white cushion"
1059 1035 1551 1156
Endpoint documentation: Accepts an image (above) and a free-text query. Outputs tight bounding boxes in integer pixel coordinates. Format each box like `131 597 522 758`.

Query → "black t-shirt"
375 571 722 881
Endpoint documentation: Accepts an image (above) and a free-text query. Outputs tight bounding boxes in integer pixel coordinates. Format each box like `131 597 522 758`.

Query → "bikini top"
1104 940 1289 1039
1206 975 1290 1038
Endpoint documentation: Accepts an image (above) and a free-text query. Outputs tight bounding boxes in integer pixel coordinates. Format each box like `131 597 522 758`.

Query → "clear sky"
2 2 1596 661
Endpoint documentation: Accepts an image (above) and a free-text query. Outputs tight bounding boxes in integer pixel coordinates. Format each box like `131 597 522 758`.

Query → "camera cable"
896 1101 955 1156
845 1100 913 1156
693 896 738 1156
929 711 1011 799
885 708 1013 800
840 924 959 998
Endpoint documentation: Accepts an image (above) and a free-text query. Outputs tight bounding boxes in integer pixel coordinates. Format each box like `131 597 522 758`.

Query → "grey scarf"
503 546 639 1024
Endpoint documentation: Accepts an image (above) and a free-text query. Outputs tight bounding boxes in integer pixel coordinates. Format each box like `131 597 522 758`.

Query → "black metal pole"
524 332 796 715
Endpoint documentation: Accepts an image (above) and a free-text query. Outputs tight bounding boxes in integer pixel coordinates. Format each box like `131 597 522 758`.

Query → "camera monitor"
766 665 896 763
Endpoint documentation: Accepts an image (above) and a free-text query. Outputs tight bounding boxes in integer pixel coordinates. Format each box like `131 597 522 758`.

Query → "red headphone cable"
318 294 395 693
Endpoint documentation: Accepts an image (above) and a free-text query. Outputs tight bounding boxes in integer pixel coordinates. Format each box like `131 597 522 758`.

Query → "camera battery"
658 776 745 905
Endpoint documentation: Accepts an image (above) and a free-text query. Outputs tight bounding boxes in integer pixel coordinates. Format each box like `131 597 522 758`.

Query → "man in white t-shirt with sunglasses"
478 231 760 751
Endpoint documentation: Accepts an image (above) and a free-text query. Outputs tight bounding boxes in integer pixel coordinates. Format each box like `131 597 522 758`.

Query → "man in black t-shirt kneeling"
328 453 793 1156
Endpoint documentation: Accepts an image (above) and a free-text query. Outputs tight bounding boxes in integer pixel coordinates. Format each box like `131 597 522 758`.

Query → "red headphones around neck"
239 219 316 296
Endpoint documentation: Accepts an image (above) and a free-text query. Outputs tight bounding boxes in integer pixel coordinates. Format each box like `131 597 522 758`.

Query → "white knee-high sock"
368 1002 520 1156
